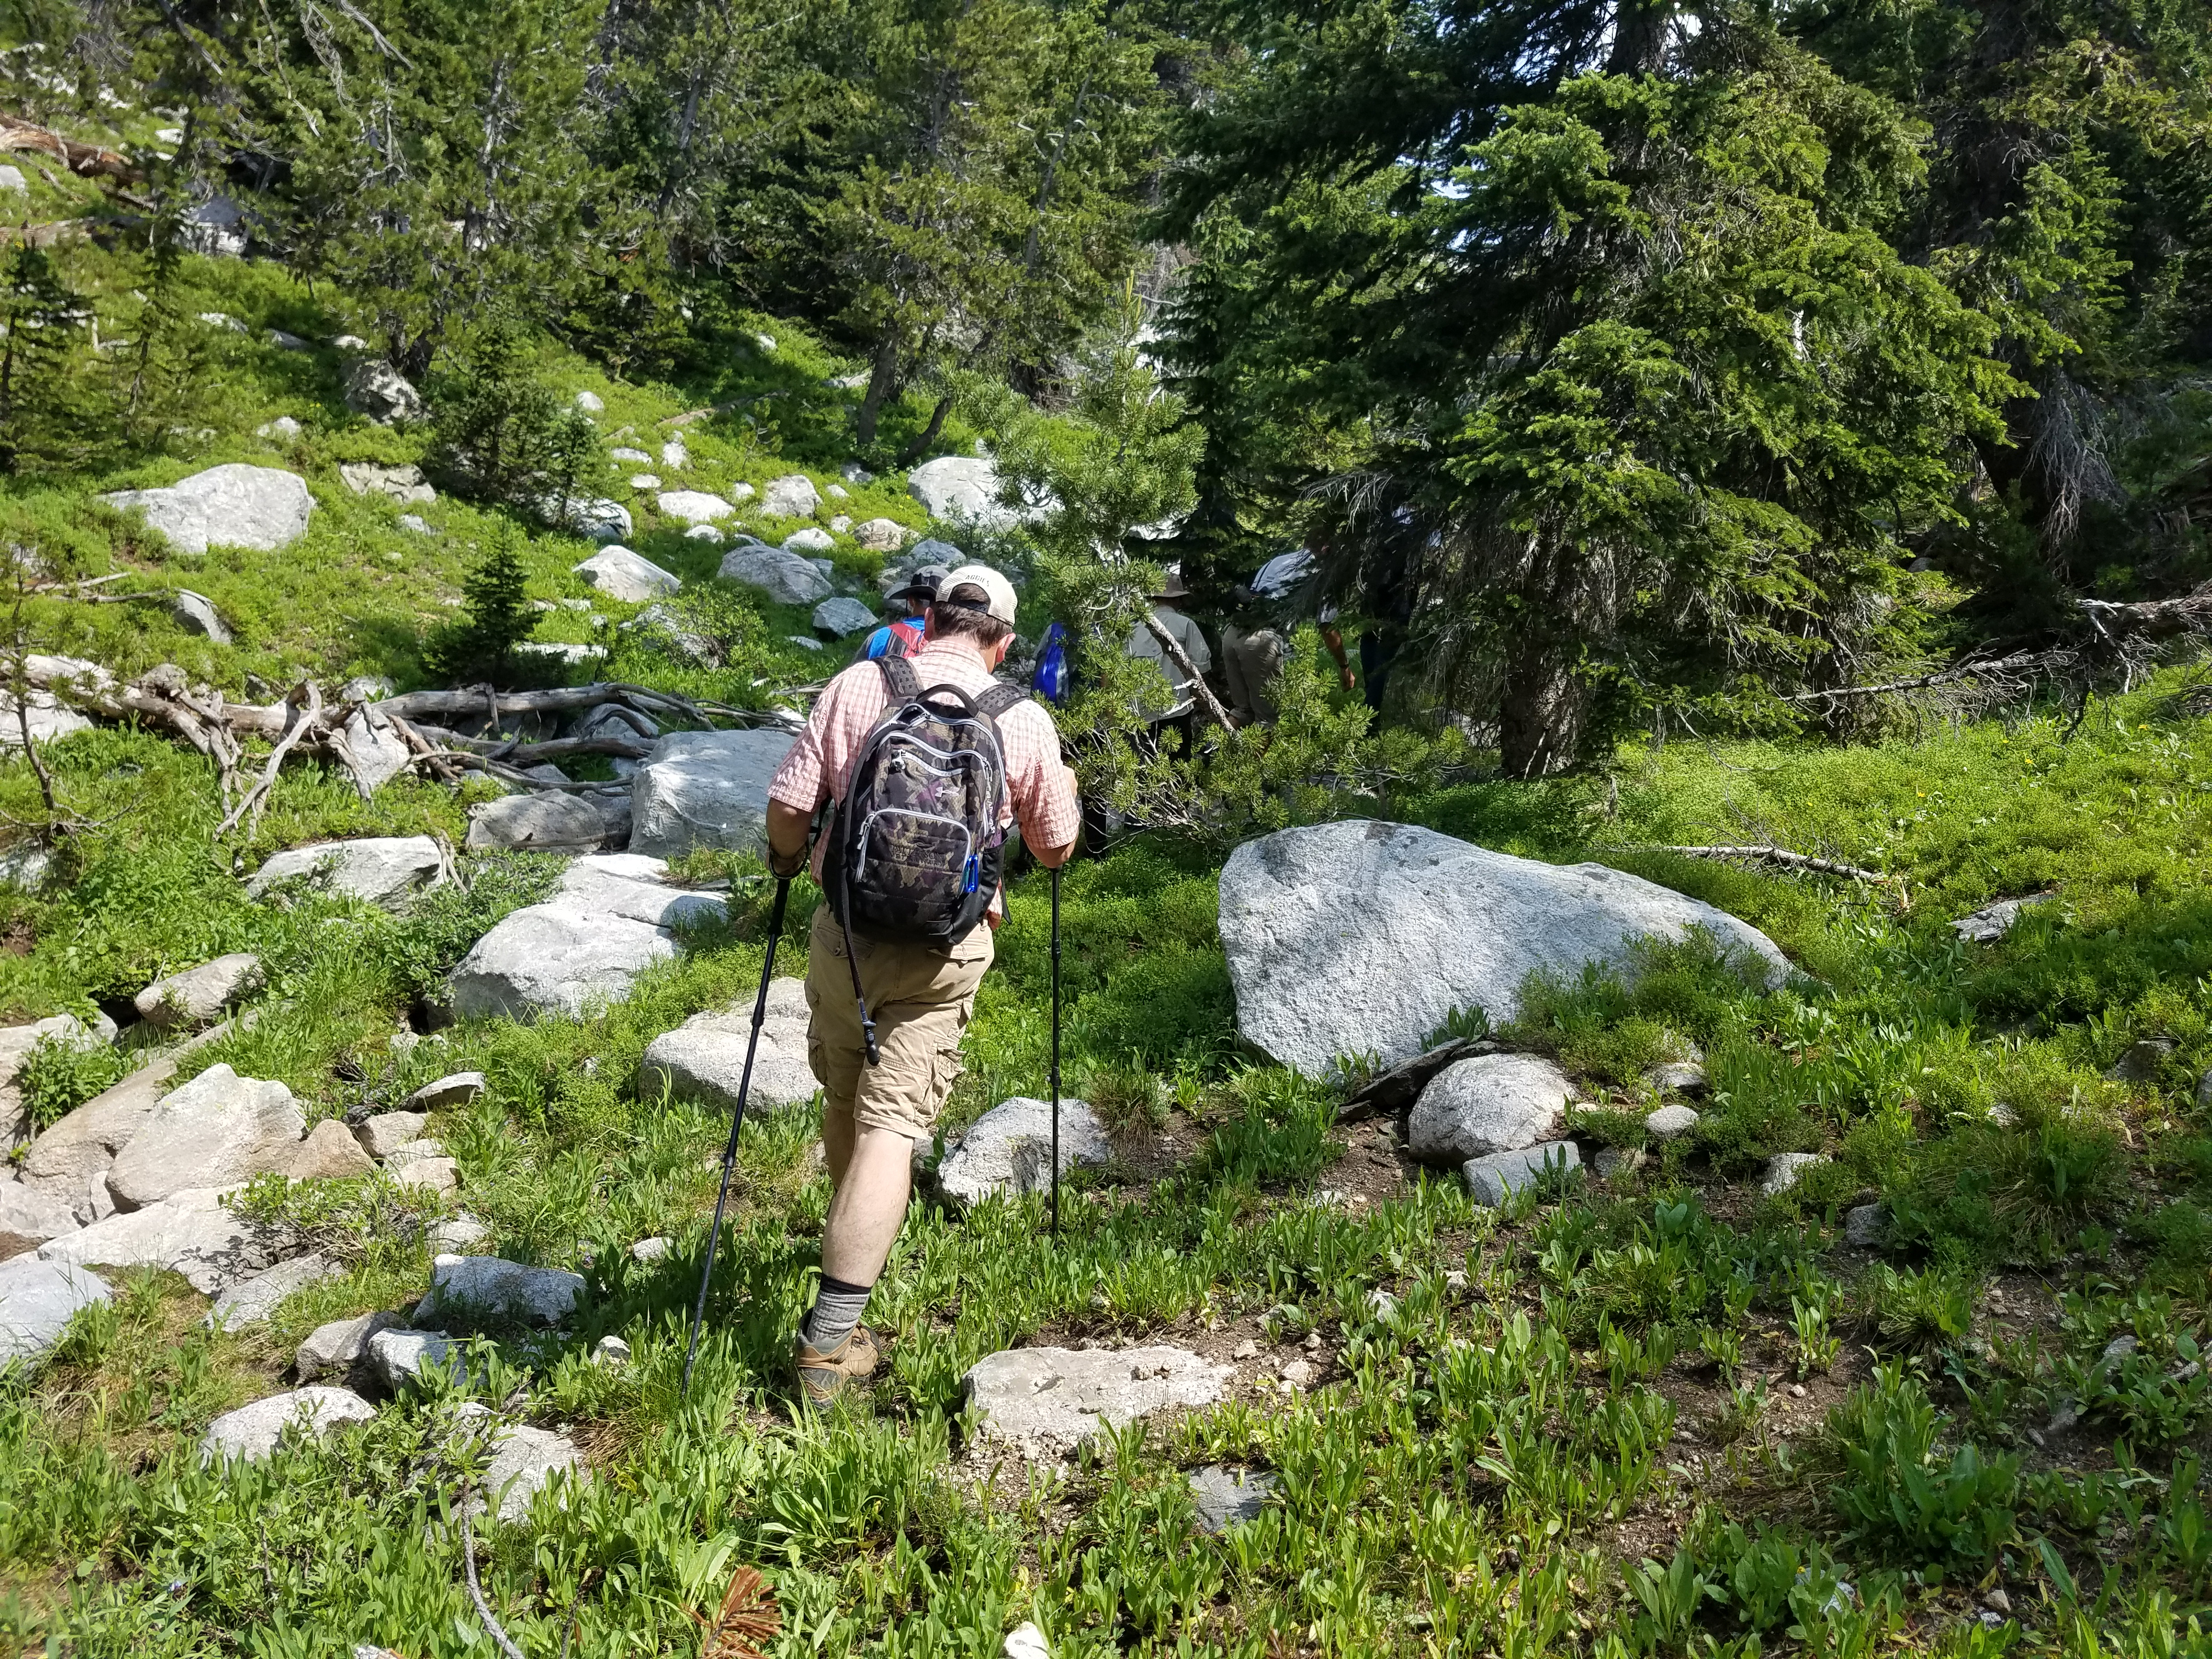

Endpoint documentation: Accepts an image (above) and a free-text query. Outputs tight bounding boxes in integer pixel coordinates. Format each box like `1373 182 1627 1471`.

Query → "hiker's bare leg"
820 1127 913 1285
822 1094 857 1185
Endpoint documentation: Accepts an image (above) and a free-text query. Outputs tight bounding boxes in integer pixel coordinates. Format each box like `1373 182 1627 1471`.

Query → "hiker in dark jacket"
853 564 949 662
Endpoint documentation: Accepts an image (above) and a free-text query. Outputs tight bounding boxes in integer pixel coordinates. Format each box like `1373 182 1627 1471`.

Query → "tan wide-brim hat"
1149 565 1192 601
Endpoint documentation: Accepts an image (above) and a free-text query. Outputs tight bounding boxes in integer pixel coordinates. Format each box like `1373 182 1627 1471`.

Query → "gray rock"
105 1064 306 1210
0 688 92 748
1645 1060 1707 1096
337 462 435 504
574 545 680 603
0 1012 115 1086
0 843 52 889
340 706 414 794
37 1186 271 1294
1760 1152 1827 1197
963 1345 1232 1454
1843 1204 1886 1247
1461 1141 1581 1207
267 330 309 351
683 523 724 544
396 513 432 535
480 1424 588 1523
353 1110 426 1161
182 195 249 255
296 1310 405 1384
2105 1039 2176 1084
1279 1358 1315 1387
627 473 661 491
573 391 603 414
546 495 633 542
907 455 1030 528
593 1335 630 1365
1593 1144 1645 1181
101 464 314 555
365 1328 466 1391
134 952 263 1030
661 441 687 470
787 635 823 652
1188 1466 1275 1533
1 1184 81 1260
431 1214 488 1253
783 526 836 555
761 474 821 518
168 589 232 642
465 792 606 853
853 518 906 553
198 311 247 333
629 1237 669 1262
934 1096 1109 1206
609 447 651 465
13 1038 210 1205
199 1388 377 1467
1408 1054 1575 1164
1644 1104 1700 1139
812 596 877 636
247 836 446 910
656 490 736 526
0 166 21 192
1949 894 2056 944
207 1252 340 1331
1218 821 1790 1076
449 855 726 1020
281 1119 377 1181
387 1154 458 1195
0 1257 109 1365
628 730 792 860
718 545 833 605
407 1073 484 1111
342 358 424 424
639 978 817 1115
256 415 302 441
416 1254 585 1328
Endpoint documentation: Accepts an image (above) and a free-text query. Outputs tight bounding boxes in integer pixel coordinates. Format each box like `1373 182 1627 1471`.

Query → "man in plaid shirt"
764 565 1080 1407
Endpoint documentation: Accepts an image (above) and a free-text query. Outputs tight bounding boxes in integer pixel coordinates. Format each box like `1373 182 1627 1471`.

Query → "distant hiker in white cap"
763 563 1081 1408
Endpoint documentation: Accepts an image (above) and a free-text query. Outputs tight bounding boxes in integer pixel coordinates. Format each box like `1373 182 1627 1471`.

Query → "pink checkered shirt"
768 641 1081 920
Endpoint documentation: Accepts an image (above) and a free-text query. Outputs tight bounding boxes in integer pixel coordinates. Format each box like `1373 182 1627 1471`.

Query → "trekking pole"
1049 860 1062 1239
681 875 792 1402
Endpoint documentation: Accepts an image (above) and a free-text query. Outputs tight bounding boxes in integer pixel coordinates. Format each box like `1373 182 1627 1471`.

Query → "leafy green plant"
18 1031 131 1131
1856 1262 1980 1355
1826 1362 2022 1572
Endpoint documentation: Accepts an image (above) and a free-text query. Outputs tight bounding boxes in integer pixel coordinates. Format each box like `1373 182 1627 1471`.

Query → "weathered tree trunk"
854 334 900 448
1497 633 1584 778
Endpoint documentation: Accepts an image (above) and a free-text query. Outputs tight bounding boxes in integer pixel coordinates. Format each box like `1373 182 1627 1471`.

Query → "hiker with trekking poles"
678 564 1081 1409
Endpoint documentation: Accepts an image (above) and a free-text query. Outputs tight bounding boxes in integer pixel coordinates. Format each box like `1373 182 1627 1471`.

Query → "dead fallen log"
0 114 138 180
1782 649 2076 704
1651 843 1905 902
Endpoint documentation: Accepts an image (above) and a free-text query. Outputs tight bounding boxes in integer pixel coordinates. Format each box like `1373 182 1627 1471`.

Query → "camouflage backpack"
823 656 1029 946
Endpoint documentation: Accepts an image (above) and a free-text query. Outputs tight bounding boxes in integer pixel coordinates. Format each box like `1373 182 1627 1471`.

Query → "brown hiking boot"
793 1324 880 1408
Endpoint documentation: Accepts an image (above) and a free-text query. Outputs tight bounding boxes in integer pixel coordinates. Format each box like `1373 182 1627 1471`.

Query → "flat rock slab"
963 1345 1231 1454
718 546 832 605
200 1386 375 1465
1189 1466 1276 1533
449 855 726 1020
106 1065 305 1210
38 1186 272 1294
639 977 816 1113
1950 894 2056 944
207 1252 340 1331
247 837 445 910
135 953 263 1030
481 1424 588 1523
101 464 313 555
296 1310 405 1384
574 545 680 602
416 1254 584 1328
1 1183 82 1260
407 1073 484 1111
354 1111 426 1160
1219 820 1790 1076
0 1256 110 1365
935 1096 1109 1206
1462 1141 1581 1207
466 792 606 853
1408 1053 1575 1165
629 730 793 860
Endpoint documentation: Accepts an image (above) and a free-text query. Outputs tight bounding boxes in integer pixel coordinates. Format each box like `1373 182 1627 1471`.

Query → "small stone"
1985 1588 2012 1616
1760 1152 1827 1197
1645 1060 1708 1096
2100 1335 2138 1373
256 416 302 441
1444 1269 1469 1295
1408 1053 1576 1164
295 1310 405 1384
783 525 835 555
1279 1358 1314 1387
1461 1140 1581 1207
1593 1144 1645 1180
354 1110 427 1160
388 1154 458 1195
281 1119 376 1181
365 1328 464 1391
760 474 821 517
573 391 603 414
479 1424 588 1523
1643 1103 1700 1139
1231 1339 1259 1360
134 952 263 1029
1003 1623 1049 1659
429 1214 487 1254
1188 1466 1276 1533
853 517 906 552
1788 1382 1807 1398
2105 1039 2177 1084
407 1072 485 1111
1843 1203 1886 1247
592 1335 631 1365
416 1254 585 1328
199 1386 375 1466
962 1345 1230 1453
628 1236 670 1262
1301 1330 1322 1351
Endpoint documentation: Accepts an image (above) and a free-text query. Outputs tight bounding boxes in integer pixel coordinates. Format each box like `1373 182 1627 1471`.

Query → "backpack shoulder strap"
873 653 921 703
974 680 1029 720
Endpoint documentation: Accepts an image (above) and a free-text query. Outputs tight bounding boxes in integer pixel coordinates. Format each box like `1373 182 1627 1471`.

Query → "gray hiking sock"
799 1274 873 1355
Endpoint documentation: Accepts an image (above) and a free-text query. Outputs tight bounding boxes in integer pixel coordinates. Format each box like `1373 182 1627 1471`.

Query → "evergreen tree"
0 245 94 476
426 529 538 686
429 313 598 509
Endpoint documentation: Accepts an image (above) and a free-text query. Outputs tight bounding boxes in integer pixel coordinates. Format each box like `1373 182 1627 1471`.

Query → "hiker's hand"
768 844 808 879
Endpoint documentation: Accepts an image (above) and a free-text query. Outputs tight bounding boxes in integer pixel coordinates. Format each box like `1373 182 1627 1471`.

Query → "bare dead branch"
1652 843 1904 902
1142 612 1234 730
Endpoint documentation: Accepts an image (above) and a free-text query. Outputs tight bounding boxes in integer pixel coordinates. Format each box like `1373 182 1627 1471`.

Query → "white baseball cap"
938 563 1017 626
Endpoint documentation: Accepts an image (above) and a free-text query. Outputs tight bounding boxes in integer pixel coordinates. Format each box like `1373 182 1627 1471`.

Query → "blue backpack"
1032 620 1070 704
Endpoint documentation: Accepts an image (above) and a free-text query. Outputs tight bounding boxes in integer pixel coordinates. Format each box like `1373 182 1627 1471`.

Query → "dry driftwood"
1654 843 1904 901
1142 612 1235 731
0 114 138 180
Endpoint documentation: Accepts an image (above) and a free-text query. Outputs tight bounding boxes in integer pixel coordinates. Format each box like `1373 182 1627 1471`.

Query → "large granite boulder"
105 1064 306 1211
1 1184 81 1260
963 1345 1231 1455
1218 821 1791 1075
934 1096 1109 1206
37 1186 273 1293
1407 1054 1577 1166
628 730 792 860
465 793 606 853
101 464 313 555
545 494 632 543
448 854 726 1020
718 545 832 605
573 546 680 603
638 977 817 1113
246 836 445 910
13 1022 236 1209
760 474 821 518
200 1386 376 1466
0 1256 110 1365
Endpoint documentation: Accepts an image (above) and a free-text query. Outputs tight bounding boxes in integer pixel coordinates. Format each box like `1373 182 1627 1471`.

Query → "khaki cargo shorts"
804 905 994 1141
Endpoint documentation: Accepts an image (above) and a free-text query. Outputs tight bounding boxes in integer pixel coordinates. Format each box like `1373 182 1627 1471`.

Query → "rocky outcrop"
963 1345 1231 1455
104 1064 306 1210
718 545 832 605
1407 1054 1576 1165
1218 821 1791 1076
628 730 791 860
638 977 817 1114
101 464 314 555
246 836 447 910
573 546 680 602
933 1096 1109 1206
448 855 726 1020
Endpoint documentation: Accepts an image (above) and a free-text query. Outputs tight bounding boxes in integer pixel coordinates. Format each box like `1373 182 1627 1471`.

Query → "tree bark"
1497 628 1583 778
854 333 899 448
